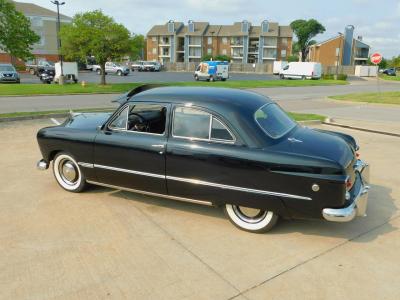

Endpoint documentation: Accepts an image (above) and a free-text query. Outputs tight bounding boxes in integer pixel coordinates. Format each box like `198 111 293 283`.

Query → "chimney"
168 20 175 33
261 20 269 33
357 35 363 41
188 20 194 33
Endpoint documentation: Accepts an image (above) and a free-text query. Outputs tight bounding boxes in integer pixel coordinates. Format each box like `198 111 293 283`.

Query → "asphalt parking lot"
1 119 399 299
19 70 277 84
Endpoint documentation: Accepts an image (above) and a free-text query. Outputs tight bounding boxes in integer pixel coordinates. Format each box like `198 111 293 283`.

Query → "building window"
222 49 227 55
281 49 287 58
281 38 287 45
222 37 228 45
30 16 43 27
152 36 157 42
189 36 201 45
265 37 277 47
152 48 157 54
207 37 212 45
207 48 212 54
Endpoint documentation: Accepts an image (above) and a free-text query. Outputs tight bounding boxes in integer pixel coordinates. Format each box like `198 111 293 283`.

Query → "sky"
22 0 400 58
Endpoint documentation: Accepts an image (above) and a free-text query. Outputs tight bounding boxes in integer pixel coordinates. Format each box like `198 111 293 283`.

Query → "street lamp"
51 1 65 85
335 32 343 80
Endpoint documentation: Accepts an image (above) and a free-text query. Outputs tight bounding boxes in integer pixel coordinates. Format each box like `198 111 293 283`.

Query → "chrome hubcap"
232 205 268 223
59 159 78 184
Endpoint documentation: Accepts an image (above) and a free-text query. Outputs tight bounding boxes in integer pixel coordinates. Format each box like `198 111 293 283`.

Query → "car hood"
63 112 112 129
286 126 354 168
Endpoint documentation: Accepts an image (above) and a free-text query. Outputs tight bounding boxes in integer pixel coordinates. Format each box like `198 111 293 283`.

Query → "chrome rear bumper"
322 160 370 222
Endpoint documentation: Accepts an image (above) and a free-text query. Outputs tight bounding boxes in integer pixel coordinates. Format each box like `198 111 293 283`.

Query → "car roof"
0 63 13 66
130 86 273 117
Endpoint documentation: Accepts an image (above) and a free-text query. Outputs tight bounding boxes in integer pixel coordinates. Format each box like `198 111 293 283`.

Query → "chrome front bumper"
37 159 49 170
322 159 370 222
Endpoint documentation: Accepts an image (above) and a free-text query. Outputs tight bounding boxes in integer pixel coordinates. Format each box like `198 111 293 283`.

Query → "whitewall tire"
53 153 86 192
224 204 278 233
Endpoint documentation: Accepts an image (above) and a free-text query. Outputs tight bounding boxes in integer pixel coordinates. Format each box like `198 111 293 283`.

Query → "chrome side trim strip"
81 162 312 201
78 162 94 168
93 164 165 179
166 175 312 200
86 180 213 206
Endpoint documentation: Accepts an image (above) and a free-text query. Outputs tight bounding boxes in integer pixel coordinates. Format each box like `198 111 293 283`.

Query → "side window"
173 107 235 142
109 106 128 130
173 107 210 139
211 118 234 141
127 103 167 134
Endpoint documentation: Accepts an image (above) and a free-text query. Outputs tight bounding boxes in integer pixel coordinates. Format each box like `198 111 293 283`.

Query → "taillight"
345 178 353 190
356 152 360 158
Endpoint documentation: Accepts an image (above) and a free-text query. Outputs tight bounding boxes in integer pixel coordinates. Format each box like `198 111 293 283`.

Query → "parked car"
38 68 55 84
26 60 55 76
94 62 130 76
0 64 20 83
36 86 370 233
143 61 161 72
194 61 229 81
382 68 397 76
280 62 322 80
130 61 144 71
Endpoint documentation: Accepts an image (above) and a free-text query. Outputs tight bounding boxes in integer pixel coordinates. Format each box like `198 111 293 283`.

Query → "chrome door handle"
151 144 165 148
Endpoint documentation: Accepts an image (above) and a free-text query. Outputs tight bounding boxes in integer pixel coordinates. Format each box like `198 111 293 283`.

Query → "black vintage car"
36 86 370 233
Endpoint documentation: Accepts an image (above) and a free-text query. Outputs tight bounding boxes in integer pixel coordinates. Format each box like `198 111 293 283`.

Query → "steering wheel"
129 113 149 132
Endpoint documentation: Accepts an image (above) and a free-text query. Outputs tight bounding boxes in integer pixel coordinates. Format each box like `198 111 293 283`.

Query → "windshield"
254 104 296 139
0 65 15 72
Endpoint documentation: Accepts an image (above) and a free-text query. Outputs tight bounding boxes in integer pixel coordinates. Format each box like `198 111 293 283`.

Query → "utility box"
355 65 378 77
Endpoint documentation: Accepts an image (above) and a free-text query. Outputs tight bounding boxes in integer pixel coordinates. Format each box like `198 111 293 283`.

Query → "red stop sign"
370 52 382 65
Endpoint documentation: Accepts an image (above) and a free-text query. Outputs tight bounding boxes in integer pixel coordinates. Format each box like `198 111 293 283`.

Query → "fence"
163 62 274 73
163 62 361 76
322 65 356 76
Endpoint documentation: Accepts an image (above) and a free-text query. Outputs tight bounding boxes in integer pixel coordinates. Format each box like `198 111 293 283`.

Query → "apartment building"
308 25 370 66
147 20 293 64
0 1 72 64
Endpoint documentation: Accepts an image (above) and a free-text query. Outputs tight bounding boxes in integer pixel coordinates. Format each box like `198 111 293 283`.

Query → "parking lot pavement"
20 71 276 84
0 119 399 299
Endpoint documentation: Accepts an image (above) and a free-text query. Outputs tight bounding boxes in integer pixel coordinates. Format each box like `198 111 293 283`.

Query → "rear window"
254 104 296 138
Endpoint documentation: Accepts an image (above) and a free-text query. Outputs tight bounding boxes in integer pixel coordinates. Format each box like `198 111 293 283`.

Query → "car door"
93 102 169 194
165 105 290 212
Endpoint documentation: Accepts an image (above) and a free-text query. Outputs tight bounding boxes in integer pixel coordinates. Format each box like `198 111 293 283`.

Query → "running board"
86 180 214 206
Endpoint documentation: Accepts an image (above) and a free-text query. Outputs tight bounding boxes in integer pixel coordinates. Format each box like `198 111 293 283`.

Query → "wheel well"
48 150 62 162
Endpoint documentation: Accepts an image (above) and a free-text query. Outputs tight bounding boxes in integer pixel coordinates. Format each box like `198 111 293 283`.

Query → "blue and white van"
194 61 229 82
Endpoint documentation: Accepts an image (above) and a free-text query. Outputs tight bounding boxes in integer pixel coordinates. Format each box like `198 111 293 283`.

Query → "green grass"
330 91 400 105
0 108 325 122
287 112 326 122
0 79 347 96
380 74 400 81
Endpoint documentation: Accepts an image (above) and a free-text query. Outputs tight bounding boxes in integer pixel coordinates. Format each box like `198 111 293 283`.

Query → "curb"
323 120 400 138
0 113 71 123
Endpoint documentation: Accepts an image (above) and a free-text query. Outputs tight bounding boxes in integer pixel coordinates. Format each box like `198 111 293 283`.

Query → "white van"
273 61 288 75
279 62 322 80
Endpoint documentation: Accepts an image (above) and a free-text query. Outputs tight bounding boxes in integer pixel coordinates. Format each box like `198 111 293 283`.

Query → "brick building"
146 20 293 64
308 25 370 66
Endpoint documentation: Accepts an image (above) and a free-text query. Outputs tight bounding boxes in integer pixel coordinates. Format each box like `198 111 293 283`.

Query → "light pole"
51 1 65 85
335 32 343 80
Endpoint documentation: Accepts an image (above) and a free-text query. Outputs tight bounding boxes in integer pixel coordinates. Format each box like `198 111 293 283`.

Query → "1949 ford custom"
36 86 370 233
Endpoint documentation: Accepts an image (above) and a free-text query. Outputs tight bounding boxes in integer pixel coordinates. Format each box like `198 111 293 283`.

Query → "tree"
290 19 325 62
60 10 131 85
0 0 40 61
129 34 145 60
